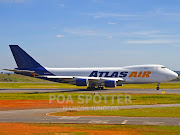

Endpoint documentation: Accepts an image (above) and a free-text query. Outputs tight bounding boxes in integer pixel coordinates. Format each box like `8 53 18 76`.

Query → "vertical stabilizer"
9 45 43 69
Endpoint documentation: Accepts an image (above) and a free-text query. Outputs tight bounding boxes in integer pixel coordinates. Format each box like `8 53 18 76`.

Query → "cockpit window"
161 66 166 68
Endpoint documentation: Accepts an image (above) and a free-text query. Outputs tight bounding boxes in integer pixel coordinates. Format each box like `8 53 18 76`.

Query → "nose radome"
174 72 178 78
171 71 178 79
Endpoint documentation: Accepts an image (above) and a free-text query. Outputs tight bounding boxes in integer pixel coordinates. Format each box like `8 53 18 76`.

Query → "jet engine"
76 79 89 86
104 80 116 87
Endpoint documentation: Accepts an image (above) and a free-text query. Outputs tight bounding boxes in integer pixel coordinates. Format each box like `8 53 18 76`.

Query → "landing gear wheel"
156 83 160 90
98 86 104 90
87 86 104 90
87 86 95 90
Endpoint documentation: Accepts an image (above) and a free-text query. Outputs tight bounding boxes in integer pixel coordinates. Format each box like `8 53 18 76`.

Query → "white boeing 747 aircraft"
4 45 178 90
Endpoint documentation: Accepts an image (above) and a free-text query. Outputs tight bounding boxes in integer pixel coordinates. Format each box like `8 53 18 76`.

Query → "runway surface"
0 104 179 126
0 88 180 94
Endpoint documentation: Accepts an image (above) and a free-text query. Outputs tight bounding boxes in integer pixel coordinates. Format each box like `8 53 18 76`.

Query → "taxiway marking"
88 120 110 124
121 120 128 125
58 116 80 120
143 122 165 125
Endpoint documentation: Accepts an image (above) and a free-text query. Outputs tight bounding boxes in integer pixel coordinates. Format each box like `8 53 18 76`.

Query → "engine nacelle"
104 80 116 87
76 79 89 86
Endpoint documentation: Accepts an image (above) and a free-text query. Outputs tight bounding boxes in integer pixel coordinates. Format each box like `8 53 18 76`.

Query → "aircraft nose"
170 71 178 80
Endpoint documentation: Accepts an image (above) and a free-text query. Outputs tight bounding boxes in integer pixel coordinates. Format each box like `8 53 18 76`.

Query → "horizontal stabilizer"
3 69 39 77
3 69 35 73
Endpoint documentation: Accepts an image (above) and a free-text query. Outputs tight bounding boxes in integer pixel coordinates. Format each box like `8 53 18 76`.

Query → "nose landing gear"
156 83 160 90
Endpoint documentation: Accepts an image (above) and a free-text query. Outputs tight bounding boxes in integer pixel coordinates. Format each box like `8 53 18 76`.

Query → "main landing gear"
156 83 160 90
87 86 104 90
98 86 104 90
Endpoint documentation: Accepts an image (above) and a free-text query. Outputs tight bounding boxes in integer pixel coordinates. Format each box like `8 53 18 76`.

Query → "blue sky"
1 0 180 72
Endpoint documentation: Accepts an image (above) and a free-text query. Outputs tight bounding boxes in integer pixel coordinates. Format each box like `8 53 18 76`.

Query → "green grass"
0 82 83 89
52 107 180 117
0 93 179 106
0 82 180 89
32 124 180 135
0 74 49 82
0 82 178 89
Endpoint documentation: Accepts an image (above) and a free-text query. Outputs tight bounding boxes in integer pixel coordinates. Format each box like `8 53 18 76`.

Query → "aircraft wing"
44 76 74 79
42 76 124 82
74 77 124 81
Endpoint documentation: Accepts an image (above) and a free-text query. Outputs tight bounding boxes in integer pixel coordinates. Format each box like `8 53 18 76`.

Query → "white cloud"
107 36 112 39
93 13 138 18
64 28 99 36
59 4 64 7
86 10 180 20
92 0 104 3
0 0 25 3
107 22 117 25
171 44 180 47
86 30 96 33
56 35 64 38
64 28 180 44
126 40 180 44
151 9 180 16
51 27 57 30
